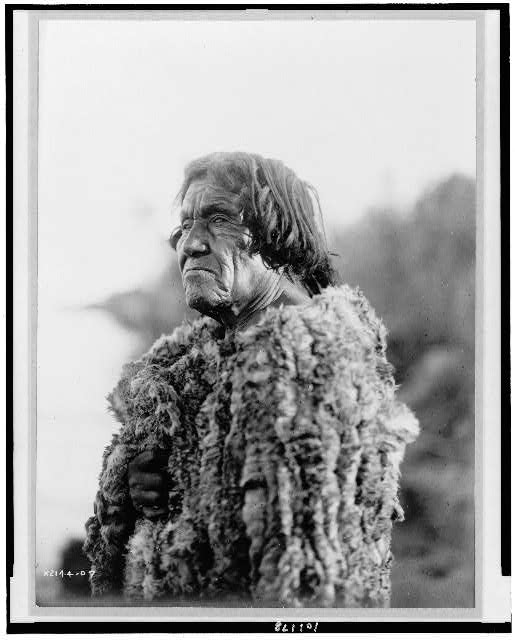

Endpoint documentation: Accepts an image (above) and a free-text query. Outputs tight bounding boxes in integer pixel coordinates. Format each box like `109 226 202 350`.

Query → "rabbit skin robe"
84 285 418 606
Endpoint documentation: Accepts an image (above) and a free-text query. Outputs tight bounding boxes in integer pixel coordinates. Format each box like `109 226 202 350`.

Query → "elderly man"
84 152 418 606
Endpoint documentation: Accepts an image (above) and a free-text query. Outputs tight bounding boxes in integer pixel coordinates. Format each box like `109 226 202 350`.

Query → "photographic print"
8 5 510 631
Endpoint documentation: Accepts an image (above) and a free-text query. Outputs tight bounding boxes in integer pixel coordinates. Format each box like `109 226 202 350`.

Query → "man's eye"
210 215 226 224
181 219 193 231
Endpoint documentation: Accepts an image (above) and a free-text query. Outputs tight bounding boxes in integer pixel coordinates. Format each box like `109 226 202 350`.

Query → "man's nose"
182 221 210 257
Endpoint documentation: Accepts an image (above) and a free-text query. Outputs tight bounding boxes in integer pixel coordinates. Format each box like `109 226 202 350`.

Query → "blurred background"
36 16 476 606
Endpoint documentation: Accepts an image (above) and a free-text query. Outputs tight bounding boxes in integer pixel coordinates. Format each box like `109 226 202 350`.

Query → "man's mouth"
183 266 216 277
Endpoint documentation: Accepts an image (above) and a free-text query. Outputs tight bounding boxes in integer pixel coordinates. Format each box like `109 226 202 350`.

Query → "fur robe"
84 285 418 606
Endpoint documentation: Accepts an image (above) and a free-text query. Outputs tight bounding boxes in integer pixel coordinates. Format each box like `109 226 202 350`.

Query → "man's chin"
184 284 229 317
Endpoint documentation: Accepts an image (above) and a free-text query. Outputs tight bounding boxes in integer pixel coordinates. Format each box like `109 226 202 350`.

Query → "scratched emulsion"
84 285 418 606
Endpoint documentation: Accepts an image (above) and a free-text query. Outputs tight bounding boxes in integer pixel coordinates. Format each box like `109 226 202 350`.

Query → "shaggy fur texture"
84 285 418 606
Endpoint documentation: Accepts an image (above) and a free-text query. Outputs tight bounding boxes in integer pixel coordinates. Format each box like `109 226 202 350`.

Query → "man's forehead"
181 178 240 214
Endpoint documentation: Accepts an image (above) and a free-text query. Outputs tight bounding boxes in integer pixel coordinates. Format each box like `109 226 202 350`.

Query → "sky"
36 16 476 573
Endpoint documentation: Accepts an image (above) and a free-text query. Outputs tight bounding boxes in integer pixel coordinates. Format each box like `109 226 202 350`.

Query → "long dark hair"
177 152 339 296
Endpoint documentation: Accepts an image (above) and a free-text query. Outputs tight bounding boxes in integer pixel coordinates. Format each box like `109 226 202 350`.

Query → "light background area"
36 18 476 573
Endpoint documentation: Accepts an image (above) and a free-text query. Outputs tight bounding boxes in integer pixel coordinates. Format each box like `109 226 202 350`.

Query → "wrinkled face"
172 177 270 317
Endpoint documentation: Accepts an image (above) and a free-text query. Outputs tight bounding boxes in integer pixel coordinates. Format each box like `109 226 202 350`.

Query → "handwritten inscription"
42 569 95 578
275 622 319 632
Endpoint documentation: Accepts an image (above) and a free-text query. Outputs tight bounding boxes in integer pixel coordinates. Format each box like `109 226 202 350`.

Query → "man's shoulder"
238 284 388 356
107 316 220 424
142 315 221 367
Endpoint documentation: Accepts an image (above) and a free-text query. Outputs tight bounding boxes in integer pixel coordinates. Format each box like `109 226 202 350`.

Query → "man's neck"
217 273 311 333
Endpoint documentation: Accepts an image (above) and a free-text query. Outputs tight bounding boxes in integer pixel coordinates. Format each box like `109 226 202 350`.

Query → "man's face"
174 177 269 317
